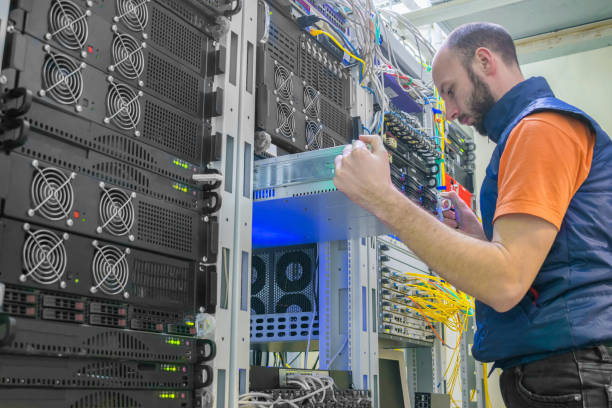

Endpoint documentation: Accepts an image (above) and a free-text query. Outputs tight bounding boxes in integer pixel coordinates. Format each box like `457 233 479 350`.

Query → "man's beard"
460 67 496 136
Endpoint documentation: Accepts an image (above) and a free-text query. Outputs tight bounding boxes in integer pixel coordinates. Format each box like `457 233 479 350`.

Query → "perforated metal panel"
321 97 349 138
145 52 201 115
142 100 201 164
149 5 204 71
250 312 319 343
130 258 193 309
251 244 317 316
136 202 193 253
267 23 298 72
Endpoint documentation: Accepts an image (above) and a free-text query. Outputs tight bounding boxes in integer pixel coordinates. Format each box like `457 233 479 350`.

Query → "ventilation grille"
115 0 149 32
98 184 135 237
161 0 211 30
91 242 130 296
273 249 315 313
77 361 143 380
142 100 201 164
273 63 293 100
276 102 295 139
303 86 320 119
305 120 322 150
41 52 84 106
111 33 145 79
105 82 142 131
29 161 75 221
149 5 202 70
48 0 90 50
70 391 142 408
146 52 199 114
84 330 148 351
91 161 150 189
93 134 156 166
131 259 191 306
299 45 346 107
21 224 68 285
320 98 348 138
268 23 297 71
136 202 192 253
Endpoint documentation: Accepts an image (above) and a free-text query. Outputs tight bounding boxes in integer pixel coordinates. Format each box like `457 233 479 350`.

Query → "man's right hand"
441 191 486 240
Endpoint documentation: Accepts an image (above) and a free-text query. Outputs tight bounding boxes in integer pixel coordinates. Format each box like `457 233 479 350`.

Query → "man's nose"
446 101 460 121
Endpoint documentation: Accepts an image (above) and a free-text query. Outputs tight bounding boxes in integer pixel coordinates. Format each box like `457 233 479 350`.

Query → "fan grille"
105 82 142 130
47 0 90 50
30 162 75 221
98 183 135 237
305 121 323 150
22 225 68 285
276 103 295 139
116 0 149 32
303 86 320 118
41 52 84 106
91 242 130 296
273 63 293 100
111 33 145 79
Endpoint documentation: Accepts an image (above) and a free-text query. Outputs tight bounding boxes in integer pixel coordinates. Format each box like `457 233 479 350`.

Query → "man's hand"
441 190 486 240
333 135 394 216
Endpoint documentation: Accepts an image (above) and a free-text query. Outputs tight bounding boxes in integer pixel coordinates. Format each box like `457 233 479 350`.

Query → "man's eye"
448 89 454 96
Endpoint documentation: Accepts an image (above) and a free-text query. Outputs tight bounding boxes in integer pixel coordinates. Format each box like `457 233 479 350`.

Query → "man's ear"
473 47 496 76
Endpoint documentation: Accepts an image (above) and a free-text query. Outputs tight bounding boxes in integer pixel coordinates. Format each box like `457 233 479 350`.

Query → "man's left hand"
333 135 394 216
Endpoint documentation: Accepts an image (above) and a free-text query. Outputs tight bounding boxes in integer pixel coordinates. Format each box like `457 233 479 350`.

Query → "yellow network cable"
309 29 366 79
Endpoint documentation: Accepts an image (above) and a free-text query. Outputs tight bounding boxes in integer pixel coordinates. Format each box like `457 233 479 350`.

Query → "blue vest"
474 77 612 368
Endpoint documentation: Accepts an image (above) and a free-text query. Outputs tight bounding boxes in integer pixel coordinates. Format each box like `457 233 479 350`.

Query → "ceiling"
400 0 612 63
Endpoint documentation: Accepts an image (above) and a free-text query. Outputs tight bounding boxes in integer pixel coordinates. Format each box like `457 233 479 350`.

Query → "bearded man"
334 22 612 407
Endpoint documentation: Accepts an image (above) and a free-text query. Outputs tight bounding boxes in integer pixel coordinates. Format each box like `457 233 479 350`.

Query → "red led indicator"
87 46 94 54
73 211 80 218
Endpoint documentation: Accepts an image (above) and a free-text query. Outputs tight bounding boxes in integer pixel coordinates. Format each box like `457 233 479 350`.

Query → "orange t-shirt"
493 112 595 229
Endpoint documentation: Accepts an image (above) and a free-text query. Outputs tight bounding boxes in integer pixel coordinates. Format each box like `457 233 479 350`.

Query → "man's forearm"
374 187 517 311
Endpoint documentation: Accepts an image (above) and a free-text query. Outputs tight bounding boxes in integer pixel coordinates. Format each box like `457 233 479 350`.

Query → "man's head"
432 23 524 135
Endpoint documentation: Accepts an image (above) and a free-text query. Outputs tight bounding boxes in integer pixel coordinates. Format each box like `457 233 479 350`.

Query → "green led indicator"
75 278 80 283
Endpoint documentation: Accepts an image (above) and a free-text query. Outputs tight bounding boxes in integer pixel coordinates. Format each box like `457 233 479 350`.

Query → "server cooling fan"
105 81 143 132
29 160 76 223
41 51 85 107
273 63 293 100
275 103 295 139
91 241 130 297
303 86 320 118
21 224 68 286
274 251 314 313
47 0 91 50
97 182 135 238
110 33 145 79
115 0 149 32
305 120 322 150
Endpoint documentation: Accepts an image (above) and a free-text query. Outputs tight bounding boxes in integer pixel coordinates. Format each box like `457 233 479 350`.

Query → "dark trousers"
500 345 612 407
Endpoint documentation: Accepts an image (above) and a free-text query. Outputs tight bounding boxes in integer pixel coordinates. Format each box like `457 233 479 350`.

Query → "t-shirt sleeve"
493 112 595 229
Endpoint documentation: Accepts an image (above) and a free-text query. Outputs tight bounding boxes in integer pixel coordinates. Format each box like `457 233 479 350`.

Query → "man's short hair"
446 22 519 69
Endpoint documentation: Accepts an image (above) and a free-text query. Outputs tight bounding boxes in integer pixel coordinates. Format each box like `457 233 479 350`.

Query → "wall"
469 45 612 408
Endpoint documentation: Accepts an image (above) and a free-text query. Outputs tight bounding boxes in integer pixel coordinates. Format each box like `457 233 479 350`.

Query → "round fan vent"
105 82 142 130
276 103 295 139
273 64 293 100
275 251 312 292
251 255 266 296
275 294 312 314
47 0 90 49
41 52 84 106
303 86 320 118
251 298 266 315
305 121 322 150
21 224 68 285
116 0 149 32
91 241 130 296
98 183 135 237
111 33 145 79
29 161 76 222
